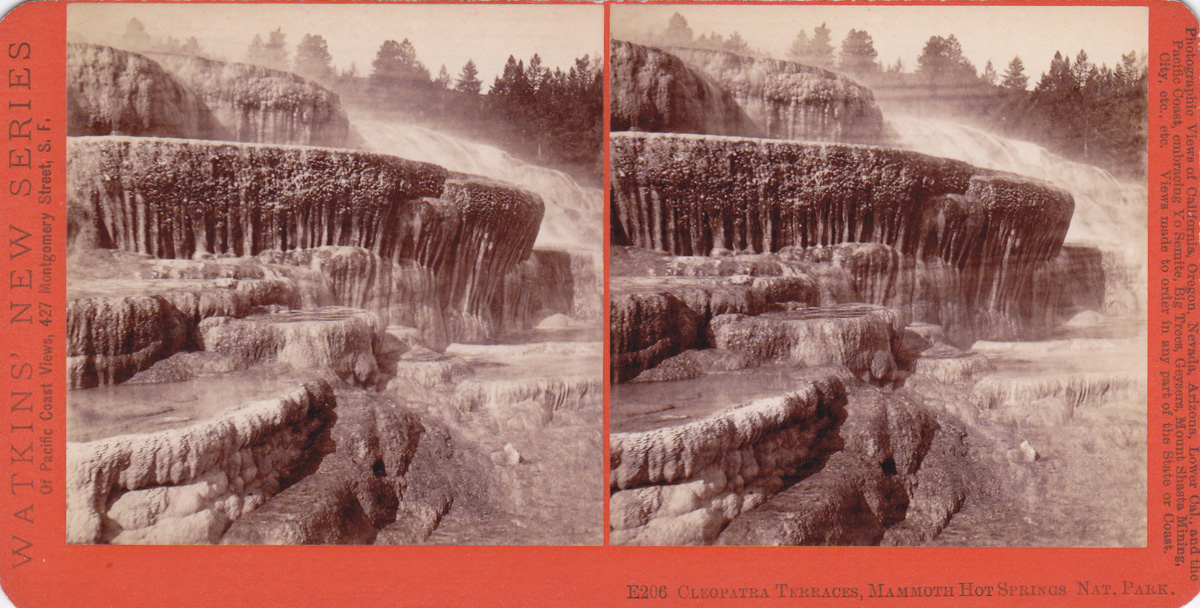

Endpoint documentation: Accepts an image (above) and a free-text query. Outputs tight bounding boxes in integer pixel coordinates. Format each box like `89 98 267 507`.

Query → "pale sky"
69 4 603 84
612 5 1148 83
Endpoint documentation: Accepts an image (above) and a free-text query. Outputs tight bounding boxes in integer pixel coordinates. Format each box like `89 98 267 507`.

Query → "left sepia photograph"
64 3 604 545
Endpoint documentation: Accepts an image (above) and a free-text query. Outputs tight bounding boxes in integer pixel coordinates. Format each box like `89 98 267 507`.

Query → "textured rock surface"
68 137 545 344
610 376 842 490
716 387 967 546
68 136 443 256
67 43 224 140
910 349 993 385
611 132 1072 263
610 41 760 138
609 291 700 384
494 250 578 331
454 375 601 422
147 51 351 147
199 307 386 387
67 276 300 388
611 133 1075 341
609 274 818 382
972 371 1146 415
779 244 974 341
67 296 189 389
68 43 350 147
221 392 422 544
259 248 450 351
709 305 903 384
606 53 1138 548
609 374 845 545
67 381 335 544
445 341 603 428
67 41 604 547
665 46 885 143
615 241 1111 346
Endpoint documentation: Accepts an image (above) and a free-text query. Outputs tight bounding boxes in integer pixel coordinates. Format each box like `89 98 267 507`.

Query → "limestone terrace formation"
665 46 885 144
68 43 352 147
610 133 1074 339
609 40 761 138
67 43 225 140
147 51 351 147
68 136 545 344
611 132 1073 263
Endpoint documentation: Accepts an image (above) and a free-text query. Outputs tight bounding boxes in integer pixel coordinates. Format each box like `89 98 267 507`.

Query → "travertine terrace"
66 43 602 545
609 42 1145 546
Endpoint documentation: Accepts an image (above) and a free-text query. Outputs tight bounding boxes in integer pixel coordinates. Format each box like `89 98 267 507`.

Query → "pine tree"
1032 52 1079 154
371 39 430 88
263 28 288 71
435 65 451 90
121 18 152 51
807 23 835 68
181 37 203 56
916 34 975 82
1115 50 1141 89
157 36 183 54
1001 56 1028 90
696 33 724 50
982 60 997 85
1035 51 1074 97
663 13 693 46
787 30 811 63
838 29 879 75
526 53 547 92
455 59 481 94
1071 49 1093 88
293 34 335 82
724 31 750 54
246 34 267 66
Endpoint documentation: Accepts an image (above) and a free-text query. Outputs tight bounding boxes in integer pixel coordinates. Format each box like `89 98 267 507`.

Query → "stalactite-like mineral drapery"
610 132 1075 343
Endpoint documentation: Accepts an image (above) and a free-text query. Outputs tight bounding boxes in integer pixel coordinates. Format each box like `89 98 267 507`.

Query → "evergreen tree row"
646 14 1149 179
233 27 604 183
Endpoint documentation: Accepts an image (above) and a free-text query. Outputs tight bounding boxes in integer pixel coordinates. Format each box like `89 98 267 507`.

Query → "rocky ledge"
609 40 761 138
68 43 351 147
663 46 885 143
69 137 545 345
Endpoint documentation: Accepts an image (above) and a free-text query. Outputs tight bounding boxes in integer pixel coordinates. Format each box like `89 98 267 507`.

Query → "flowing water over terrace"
889 116 1148 258
885 116 1148 546
344 119 605 545
352 117 603 255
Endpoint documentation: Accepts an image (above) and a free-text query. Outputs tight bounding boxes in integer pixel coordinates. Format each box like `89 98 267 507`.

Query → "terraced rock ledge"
609 132 1143 547
67 43 602 545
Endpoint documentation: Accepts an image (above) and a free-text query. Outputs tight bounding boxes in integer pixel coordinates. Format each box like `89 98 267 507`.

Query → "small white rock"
1019 440 1039 462
503 443 522 466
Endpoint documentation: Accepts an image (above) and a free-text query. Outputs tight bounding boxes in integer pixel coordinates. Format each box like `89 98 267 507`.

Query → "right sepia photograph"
607 5 1149 546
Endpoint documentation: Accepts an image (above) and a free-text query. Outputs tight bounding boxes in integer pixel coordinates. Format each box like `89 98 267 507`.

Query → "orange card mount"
0 0 1195 607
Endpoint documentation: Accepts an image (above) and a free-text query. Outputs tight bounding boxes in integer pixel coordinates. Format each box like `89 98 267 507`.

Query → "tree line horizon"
105 18 604 185
97 16 1147 183
638 13 1149 179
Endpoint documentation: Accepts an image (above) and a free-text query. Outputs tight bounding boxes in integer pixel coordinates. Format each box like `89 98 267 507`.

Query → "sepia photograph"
63 3 604 545
0 0 1197 605
608 4 1150 547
